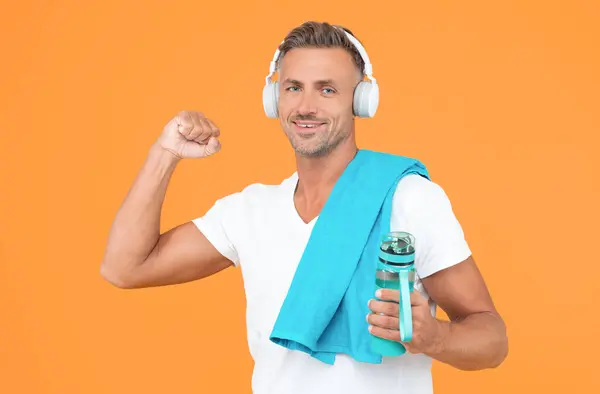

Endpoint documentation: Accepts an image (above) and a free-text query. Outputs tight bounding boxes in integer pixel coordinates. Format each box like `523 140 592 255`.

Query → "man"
101 21 508 394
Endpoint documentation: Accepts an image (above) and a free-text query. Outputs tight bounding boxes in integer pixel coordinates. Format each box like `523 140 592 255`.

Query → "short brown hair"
276 21 365 77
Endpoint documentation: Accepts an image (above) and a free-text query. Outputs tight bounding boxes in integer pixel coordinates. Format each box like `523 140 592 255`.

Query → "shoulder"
211 173 296 209
393 174 453 218
391 174 471 279
191 173 297 265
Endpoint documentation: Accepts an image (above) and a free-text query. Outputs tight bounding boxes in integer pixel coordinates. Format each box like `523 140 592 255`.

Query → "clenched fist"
157 111 221 159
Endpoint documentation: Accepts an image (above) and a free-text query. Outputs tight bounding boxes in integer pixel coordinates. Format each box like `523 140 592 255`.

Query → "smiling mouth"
292 121 327 130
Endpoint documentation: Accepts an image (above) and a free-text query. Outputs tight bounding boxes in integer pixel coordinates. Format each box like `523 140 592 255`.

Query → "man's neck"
293 138 358 222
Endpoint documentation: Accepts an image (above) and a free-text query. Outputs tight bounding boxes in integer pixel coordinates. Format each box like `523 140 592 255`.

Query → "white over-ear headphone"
262 28 379 119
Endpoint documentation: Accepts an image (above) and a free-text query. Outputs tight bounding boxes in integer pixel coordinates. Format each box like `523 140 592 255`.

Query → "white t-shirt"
193 172 472 394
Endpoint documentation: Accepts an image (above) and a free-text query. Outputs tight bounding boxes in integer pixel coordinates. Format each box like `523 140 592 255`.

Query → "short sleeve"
390 175 472 279
192 193 241 267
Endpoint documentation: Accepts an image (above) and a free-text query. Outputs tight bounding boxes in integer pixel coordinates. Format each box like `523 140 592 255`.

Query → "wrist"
149 142 181 166
429 319 451 357
146 143 182 177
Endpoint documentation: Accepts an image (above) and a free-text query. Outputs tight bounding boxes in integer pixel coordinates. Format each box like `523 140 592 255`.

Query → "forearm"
101 143 180 278
429 312 508 371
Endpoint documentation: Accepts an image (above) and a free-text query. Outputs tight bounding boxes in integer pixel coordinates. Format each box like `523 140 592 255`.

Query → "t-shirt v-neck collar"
287 172 319 227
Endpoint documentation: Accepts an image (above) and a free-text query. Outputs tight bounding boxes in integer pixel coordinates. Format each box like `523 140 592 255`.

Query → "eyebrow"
282 78 336 86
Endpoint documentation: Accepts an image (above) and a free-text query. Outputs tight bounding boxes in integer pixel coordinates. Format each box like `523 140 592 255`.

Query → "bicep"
421 256 498 321
391 176 496 320
128 221 234 288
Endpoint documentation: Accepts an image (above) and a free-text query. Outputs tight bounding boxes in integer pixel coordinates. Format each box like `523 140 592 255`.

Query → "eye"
286 86 301 92
322 88 336 94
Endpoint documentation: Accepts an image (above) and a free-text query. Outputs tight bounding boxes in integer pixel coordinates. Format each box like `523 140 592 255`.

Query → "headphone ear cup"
353 81 379 118
262 81 279 118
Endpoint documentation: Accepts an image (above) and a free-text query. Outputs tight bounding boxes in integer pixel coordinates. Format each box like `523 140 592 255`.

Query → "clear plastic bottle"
371 231 416 356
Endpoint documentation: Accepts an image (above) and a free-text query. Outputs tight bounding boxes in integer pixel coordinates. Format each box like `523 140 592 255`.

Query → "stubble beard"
286 125 349 158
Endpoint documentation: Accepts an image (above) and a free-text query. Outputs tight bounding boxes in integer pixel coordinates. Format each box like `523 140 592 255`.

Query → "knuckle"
385 302 398 315
183 123 195 135
189 129 202 139
190 120 203 131
371 313 382 324
178 124 190 135
385 290 399 301
384 316 396 328
198 126 210 137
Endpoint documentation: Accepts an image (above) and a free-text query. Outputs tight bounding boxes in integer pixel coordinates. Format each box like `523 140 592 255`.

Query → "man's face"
277 47 360 157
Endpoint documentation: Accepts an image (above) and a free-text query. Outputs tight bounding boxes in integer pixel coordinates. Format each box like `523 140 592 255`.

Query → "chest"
233 203 315 327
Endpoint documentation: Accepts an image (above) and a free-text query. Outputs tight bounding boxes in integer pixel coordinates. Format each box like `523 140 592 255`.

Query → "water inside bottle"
375 270 400 290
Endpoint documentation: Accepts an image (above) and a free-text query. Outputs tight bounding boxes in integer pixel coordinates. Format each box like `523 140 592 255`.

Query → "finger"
205 118 221 138
186 112 210 142
368 299 399 317
194 117 219 144
176 111 197 140
367 312 398 330
376 288 399 302
368 325 400 342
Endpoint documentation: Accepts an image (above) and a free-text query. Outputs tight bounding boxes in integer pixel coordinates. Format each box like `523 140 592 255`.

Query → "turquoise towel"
269 149 430 365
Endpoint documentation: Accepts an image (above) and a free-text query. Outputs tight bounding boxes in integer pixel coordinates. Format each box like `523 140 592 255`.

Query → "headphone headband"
265 28 375 85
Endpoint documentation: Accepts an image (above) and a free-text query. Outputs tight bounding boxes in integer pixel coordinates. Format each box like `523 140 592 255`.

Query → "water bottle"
371 231 416 357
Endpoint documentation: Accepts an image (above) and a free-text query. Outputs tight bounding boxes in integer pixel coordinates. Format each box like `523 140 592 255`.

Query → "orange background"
1 1 599 393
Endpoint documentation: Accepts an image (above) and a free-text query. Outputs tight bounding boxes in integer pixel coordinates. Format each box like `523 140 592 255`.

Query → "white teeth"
297 123 318 128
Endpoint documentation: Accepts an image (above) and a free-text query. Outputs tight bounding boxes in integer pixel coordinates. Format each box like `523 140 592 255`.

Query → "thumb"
203 136 221 156
400 339 422 354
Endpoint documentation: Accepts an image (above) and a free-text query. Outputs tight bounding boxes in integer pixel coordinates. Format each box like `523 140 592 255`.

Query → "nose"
296 90 318 115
